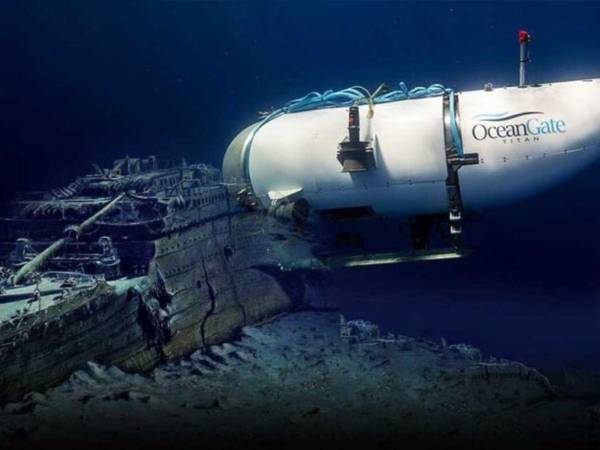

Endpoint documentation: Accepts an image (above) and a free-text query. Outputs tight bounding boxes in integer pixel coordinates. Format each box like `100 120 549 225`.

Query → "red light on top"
519 30 531 43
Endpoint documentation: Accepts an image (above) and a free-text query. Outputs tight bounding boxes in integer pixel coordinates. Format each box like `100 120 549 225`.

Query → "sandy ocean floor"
1 312 599 450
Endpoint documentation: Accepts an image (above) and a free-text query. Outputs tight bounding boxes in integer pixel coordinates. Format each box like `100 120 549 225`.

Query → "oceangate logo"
471 112 567 144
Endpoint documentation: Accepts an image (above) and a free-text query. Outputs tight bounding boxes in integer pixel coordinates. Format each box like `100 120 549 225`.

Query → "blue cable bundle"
284 86 370 113
281 82 447 113
374 82 446 103
244 82 464 166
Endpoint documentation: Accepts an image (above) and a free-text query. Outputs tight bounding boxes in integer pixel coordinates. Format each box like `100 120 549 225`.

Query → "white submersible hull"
225 79 600 218
223 77 600 267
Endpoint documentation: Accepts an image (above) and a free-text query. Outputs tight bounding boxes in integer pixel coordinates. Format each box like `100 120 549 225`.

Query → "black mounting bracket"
337 106 375 172
443 93 479 246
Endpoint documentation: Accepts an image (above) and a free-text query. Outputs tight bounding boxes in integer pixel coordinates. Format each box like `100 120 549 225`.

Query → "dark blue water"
335 167 600 372
2 1 600 372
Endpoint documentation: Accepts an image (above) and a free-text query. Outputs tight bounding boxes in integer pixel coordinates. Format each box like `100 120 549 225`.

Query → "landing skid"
279 247 471 271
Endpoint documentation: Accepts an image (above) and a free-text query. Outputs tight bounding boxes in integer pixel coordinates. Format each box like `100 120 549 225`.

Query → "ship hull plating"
0 158 310 401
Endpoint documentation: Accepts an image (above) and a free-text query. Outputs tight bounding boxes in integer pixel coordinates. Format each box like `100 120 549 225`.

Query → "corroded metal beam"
11 193 126 285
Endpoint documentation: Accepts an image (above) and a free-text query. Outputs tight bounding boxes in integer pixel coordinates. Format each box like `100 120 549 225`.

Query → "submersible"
224 31 600 246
